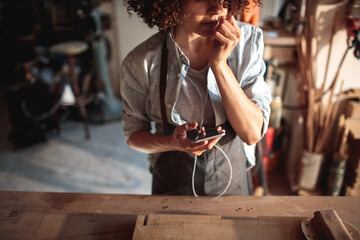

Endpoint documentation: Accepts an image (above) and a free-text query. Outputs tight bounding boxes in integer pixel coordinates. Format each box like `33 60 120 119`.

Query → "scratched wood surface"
0 191 359 239
133 214 307 240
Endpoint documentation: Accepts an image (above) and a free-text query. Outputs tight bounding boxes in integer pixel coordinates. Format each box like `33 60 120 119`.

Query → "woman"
120 0 271 196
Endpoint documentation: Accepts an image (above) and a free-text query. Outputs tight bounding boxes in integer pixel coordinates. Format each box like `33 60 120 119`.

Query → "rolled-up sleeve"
239 26 271 139
120 54 152 140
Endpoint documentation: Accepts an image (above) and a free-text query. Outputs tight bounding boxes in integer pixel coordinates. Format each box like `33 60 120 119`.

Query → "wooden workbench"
0 191 359 239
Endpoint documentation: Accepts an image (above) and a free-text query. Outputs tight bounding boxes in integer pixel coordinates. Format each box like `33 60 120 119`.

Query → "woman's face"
178 0 229 37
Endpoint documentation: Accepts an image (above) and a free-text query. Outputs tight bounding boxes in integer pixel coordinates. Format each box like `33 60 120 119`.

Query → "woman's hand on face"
171 122 223 156
209 15 241 68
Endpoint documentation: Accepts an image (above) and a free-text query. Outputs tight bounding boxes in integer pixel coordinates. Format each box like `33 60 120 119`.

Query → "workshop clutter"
295 1 360 195
4 56 65 146
2 0 123 144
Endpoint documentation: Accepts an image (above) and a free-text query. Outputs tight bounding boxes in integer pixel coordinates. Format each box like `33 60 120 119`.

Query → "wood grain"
133 214 306 240
0 192 359 239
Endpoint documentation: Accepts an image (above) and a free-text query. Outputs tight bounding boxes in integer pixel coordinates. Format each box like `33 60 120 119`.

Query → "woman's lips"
201 16 224 27
201 20 219 28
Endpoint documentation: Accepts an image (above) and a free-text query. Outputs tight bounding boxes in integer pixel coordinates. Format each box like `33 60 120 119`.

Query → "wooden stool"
50 41 90 139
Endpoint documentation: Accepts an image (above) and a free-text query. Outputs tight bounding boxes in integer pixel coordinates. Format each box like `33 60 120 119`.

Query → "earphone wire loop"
192 144 233 198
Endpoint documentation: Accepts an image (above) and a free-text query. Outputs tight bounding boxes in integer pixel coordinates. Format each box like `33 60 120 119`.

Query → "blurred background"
0 0 359 196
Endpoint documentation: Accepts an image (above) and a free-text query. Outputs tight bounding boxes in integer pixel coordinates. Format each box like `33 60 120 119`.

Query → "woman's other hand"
171 122 224 156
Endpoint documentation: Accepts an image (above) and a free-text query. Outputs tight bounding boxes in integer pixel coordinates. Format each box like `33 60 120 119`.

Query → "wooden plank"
263 28 297 47
263 46 297 63
347 101 360 118
133 214 306 240
346 118 360 139
0 192 359 239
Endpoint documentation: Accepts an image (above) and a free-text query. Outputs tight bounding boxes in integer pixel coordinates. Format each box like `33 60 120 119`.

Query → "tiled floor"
0 120 152 194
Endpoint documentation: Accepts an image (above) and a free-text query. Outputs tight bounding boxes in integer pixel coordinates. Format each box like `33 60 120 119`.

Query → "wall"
101 0 157 96
114 1 158 63
259 0 285 25
100 1 121 96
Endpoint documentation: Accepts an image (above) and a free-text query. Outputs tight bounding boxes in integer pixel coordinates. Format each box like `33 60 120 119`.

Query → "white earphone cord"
192 145 233 198
185 71 233 198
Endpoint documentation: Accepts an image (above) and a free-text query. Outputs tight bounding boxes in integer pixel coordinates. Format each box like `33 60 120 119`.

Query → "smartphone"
187 128 225 144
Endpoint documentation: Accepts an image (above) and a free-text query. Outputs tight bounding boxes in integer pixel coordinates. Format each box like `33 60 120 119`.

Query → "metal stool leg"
78 99 90 139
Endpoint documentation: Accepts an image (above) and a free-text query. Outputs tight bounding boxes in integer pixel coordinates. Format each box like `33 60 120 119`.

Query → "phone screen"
187 128 225 143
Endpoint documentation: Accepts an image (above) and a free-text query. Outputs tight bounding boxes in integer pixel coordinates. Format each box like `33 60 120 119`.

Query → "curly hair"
123 0 262 30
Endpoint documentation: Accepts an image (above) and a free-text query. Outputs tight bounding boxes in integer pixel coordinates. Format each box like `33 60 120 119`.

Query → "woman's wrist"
154 134 177 152
128 131 175 153
210 60 229 74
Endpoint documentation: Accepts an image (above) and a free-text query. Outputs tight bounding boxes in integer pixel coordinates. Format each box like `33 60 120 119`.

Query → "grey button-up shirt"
120 21 271 169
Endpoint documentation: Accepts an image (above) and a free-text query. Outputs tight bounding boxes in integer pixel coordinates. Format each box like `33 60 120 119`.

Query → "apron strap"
160 35 169 134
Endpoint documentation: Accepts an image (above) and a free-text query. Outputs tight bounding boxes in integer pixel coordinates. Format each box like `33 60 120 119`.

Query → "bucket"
299 151 324 190
327 155 346 196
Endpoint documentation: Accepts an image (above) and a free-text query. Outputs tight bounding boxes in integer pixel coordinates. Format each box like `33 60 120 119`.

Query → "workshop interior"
0 0 360 198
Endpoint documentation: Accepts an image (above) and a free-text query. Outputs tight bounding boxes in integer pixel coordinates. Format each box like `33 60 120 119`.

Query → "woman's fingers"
184 122 198 131
228 15 240 31
215 16 240 46
187 127 226 156
174 124 225 156
209 15 241 66
175 122 198 139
